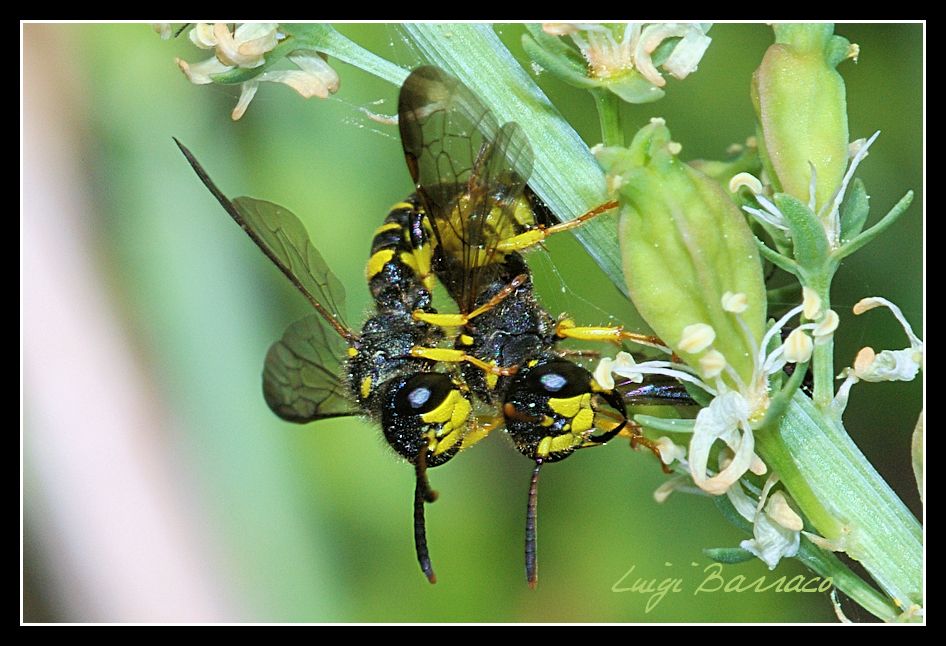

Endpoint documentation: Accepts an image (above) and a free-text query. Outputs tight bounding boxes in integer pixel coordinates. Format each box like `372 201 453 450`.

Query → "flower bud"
751 24 851 214
597 119 766 388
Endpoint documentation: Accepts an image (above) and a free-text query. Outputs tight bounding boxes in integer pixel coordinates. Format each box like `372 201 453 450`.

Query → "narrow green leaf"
839 177 870 243
703 547 756 564
774 193 829 267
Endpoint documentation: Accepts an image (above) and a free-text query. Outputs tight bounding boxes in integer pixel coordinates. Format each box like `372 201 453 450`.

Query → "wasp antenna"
414 452 437 584
525 459 543 589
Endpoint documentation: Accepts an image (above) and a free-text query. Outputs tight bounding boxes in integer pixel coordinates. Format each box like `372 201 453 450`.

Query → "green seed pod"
751 24 851 215
598 120 766 388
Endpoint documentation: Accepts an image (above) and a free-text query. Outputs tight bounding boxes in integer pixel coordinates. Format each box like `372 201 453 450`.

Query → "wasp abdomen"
366 196 436 315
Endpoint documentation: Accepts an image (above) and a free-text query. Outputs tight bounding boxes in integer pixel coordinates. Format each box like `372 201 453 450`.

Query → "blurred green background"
23 23 922 623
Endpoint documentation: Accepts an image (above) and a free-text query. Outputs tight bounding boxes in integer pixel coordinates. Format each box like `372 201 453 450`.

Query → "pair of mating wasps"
178 66 685 586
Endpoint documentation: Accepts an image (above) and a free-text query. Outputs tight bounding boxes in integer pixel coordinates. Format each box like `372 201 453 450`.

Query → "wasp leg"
494 201 619 253
412 273 529 327
555 319 668 351
410 346 519 376
618 420 674 474
459 415 504 452
557 348 602 359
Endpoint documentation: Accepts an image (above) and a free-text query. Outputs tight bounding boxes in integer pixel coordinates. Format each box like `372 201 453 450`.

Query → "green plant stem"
803 272 835 409
283 24 409 86
794 537 899 622
755 391 922 617
400 23 627 295
591 88 624 147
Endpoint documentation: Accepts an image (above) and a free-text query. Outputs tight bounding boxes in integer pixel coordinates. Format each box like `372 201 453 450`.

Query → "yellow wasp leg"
494 201 619 253
617 420 673 473
412 273 529 327
555 319 667 350
460 415 504 451
410 346 518 376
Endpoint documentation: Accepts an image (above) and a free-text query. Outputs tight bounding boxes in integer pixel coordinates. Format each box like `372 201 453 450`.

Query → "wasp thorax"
503 359 627 462
380 372 472 468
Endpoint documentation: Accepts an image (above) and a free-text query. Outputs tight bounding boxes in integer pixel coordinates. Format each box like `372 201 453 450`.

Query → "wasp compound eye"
503 359 627 463
381 373 472 468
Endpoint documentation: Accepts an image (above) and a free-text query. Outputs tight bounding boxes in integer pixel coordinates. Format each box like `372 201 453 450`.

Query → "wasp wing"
175 138 353 341
176 139 357 422
264 315 357 421
398 66 535 312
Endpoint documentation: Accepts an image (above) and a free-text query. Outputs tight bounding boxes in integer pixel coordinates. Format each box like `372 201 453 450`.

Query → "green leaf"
839 177 870 243
703 547 756 564
835 190 913 260
773 193 829 268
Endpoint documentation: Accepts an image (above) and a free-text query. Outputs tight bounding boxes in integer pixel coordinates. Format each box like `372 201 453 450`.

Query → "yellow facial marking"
424 390 473 456
347 347 358 357
549 433 582 455
571 407 595 434
360 376 372 399
547 393 590 420
420 390 455 425
365 249 394 280
373 222 402 236
537 436 553 458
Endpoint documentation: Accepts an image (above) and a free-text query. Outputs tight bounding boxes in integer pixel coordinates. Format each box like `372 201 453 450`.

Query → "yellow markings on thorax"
436 194 535 267
360 375 373 399
390 201 414 211
365 249 395 280
458 334 474 346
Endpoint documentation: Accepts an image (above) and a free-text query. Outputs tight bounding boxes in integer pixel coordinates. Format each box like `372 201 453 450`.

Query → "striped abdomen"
365 195 436 315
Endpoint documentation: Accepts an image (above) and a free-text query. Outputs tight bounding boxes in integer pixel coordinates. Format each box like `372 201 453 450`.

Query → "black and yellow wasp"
176 65 678 587
388 67 675 586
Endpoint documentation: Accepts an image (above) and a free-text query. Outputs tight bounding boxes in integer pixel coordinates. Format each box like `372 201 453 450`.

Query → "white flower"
152 23 173 40
174 24 340 121
232 52 340 120
655 436 687 466
542 22 711 86
189 23 279 68
595 292 825 496
833 296 922 414
689 391 755 494
727 475 802 570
